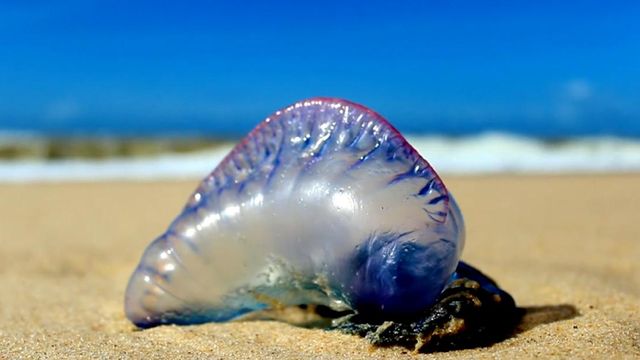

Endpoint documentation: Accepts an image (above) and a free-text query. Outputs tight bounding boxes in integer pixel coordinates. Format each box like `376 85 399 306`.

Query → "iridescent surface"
125 98 465 328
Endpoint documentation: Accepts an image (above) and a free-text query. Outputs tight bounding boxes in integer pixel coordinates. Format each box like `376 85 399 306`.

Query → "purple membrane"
125 98 465 328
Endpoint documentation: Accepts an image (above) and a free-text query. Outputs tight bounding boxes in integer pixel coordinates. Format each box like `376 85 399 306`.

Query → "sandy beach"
1 175 638 359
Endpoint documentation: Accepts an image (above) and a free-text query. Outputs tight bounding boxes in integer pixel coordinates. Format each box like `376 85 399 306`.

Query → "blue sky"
0 1 639 137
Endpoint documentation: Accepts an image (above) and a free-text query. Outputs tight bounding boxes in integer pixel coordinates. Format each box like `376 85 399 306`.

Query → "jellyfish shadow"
514 304 580 334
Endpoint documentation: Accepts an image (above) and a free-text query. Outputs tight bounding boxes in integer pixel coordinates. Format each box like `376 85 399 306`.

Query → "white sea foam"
1 133 639 182
408 133 640 174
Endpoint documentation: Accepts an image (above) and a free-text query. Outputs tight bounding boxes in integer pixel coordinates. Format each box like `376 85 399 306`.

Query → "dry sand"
0 175 639 359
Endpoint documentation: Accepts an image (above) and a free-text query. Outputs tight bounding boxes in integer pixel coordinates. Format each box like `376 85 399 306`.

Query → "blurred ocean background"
1 1 639 181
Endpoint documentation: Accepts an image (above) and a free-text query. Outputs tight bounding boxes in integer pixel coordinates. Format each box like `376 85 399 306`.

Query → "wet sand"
1 175 639 359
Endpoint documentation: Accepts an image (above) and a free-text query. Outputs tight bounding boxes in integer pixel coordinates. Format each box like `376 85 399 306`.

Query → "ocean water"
2 2 639 181
1 132 639 182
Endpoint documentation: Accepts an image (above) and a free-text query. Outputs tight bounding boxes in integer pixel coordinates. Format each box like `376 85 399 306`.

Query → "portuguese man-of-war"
125 98 519 352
